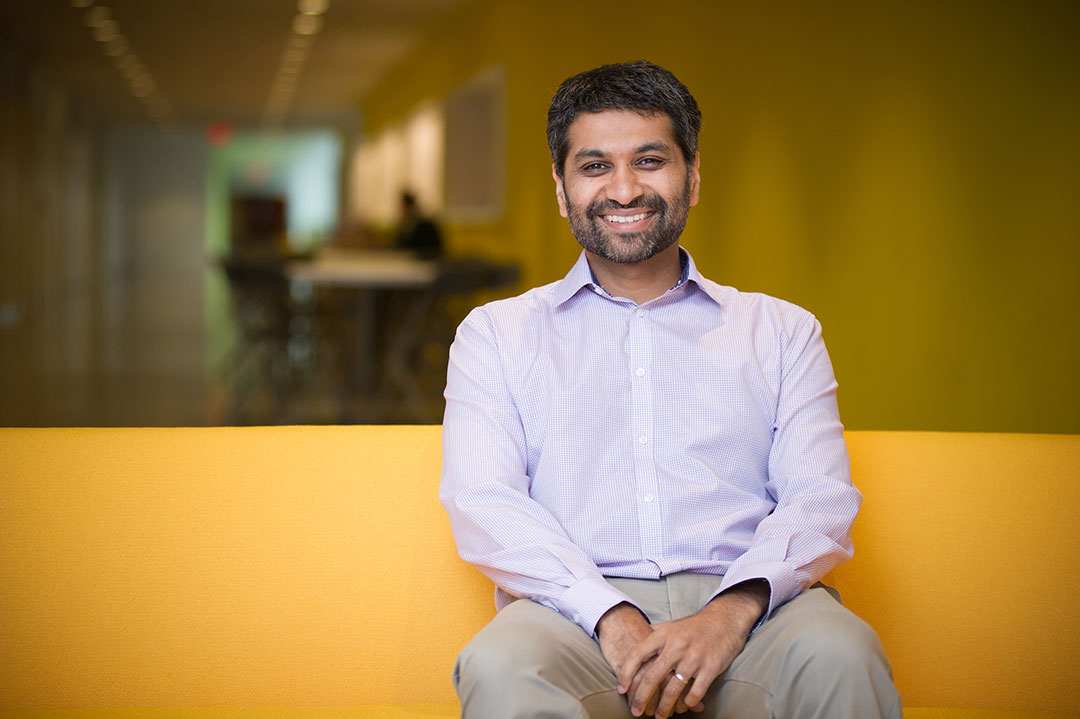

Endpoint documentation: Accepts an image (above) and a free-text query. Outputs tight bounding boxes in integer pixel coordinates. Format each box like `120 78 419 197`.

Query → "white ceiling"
0 0 467 128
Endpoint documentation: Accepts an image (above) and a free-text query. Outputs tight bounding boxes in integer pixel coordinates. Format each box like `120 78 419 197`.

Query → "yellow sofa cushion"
0 708 1068 719
0 709 461 719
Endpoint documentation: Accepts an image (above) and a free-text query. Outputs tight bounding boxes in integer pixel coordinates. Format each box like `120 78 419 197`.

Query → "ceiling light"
263 0 328 128
112 52 137 70
298 0 329 15
85 6 110 27
93 19 119 42
130 74 156 97
292 13 322 36
72 3 178 126
281 58 306 76
103 36 128 56
120 60 144 80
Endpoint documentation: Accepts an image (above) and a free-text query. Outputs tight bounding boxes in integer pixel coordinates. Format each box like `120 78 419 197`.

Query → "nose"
605 163 644 206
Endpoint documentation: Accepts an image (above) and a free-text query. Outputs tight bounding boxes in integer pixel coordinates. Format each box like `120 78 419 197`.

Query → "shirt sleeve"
439 307 638 636
713 312 861 619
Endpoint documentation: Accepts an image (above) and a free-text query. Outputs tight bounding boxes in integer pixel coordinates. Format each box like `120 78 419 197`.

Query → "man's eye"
582 162 607 172
637 157 665 168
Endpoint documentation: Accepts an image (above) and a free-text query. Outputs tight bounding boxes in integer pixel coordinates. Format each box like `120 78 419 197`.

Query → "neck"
586 244 683 305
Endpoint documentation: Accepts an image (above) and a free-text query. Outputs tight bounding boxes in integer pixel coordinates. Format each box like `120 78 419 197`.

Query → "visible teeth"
603 212 650 224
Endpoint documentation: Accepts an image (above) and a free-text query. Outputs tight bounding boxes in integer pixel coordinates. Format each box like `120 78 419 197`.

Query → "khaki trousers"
453 573 901 719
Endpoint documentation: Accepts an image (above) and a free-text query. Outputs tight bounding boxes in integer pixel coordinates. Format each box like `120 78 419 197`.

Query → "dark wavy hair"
547 61 702 178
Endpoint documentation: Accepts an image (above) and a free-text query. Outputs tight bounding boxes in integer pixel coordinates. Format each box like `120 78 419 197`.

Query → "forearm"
442 462 626 611
702 579 770 635
715 483 857 619
716 313 858 617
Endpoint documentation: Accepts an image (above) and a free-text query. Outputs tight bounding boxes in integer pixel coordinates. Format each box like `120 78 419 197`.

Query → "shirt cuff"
715 561 799 624
555 575 643 637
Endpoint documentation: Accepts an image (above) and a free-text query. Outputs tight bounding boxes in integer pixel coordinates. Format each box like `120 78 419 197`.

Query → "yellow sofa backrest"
1 428 1078 715
836 431 1080 715
1 426 491 709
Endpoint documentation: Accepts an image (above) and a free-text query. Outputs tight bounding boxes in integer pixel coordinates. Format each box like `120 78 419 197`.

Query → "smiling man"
555 109 695 270
440 61 900 719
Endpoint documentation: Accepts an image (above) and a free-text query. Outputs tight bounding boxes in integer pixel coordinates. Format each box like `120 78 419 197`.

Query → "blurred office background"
1 0 1077 433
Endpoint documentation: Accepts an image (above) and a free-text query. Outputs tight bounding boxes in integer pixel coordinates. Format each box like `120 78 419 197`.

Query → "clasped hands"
596 581 769 718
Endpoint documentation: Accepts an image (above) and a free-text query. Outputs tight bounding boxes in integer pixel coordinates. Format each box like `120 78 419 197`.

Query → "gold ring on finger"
674 671 691 685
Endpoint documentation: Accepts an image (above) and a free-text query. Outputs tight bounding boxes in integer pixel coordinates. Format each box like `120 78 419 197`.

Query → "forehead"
566 110 678 156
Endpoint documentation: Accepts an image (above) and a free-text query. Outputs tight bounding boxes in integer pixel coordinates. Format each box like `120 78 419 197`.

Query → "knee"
454 602 590 693
787 608 890 679
453 603 614 718
455 631 542 687
454 639 546 719
775 607 900 718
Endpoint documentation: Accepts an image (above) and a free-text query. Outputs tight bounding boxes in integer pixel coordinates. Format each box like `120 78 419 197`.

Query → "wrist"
705 580 770 628
596 601 649 638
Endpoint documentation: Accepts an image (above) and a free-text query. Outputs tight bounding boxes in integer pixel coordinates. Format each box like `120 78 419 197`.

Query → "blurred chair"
380 257 519 422
221 257 347 424
221 258 291 422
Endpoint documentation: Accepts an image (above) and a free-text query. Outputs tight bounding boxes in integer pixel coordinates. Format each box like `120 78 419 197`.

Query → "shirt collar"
552 247 725 308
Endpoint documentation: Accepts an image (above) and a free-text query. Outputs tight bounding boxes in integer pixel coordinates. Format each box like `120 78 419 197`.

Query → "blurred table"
283 248 442 420
285 248 438 288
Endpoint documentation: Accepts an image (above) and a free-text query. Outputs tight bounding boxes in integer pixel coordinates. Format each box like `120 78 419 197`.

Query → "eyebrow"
572 141 673 162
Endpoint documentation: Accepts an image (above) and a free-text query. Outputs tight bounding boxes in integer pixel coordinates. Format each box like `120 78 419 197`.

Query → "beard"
564 173 692 265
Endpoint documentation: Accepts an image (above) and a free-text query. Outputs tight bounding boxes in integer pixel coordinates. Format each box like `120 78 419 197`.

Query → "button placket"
627 305 663 559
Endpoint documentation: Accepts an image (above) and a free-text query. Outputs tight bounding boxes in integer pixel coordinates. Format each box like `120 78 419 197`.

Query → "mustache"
586 194 669 218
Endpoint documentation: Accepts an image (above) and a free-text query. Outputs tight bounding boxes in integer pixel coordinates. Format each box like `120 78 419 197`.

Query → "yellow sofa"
1 427 1077 719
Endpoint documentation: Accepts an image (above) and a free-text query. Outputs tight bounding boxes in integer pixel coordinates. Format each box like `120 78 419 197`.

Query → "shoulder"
461 280 561 328
742 291 816 328
694 275 818 334
454 280 561 350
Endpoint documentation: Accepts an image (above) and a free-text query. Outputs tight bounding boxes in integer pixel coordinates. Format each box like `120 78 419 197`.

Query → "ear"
552 163 569 218
688 153 701 207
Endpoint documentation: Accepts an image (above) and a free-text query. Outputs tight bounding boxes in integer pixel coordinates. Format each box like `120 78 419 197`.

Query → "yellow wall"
363 0 1080 434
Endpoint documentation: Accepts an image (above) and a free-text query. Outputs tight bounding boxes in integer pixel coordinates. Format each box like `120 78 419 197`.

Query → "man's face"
553 110 700 265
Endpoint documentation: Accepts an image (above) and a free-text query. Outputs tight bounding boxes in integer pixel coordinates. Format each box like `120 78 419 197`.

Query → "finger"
626 656 656 712
630 653 682 716
626 659 659 716
653 673 689 718
643 675 683 718
680 659 722 711
682 689 709 714
643 681 662 717
618 636 662 694
680 692 706 715
661 666 701 718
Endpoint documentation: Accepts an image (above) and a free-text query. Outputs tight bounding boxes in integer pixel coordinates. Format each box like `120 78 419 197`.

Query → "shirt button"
635 367 646 377
638 435 648 444
643 493 655 503
636 309 646 318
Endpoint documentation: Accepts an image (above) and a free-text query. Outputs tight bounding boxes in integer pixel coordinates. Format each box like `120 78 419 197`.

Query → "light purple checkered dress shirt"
440 248 859 637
